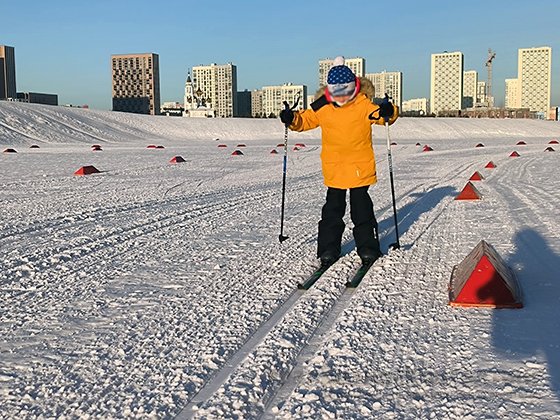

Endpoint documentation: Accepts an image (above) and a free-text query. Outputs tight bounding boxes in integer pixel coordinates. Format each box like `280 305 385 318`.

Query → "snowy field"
1 101 560 419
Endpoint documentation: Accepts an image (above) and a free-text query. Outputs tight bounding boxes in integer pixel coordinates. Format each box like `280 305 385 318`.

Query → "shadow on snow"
491 228 560 398
342 185 456 255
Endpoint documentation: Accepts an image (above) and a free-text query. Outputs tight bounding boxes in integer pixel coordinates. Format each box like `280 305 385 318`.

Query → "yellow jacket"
289 91 398 189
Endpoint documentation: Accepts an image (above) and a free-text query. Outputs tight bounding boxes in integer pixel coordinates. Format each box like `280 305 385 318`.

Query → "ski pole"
383 94 401 250
278 95 300 243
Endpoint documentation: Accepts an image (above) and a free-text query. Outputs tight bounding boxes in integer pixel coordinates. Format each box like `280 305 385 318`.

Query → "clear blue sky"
2 0 558 110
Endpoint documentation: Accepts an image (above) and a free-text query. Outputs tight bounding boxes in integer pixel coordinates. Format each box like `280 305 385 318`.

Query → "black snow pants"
317 186 380 260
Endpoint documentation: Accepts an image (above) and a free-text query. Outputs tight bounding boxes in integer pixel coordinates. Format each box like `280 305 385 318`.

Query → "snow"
1 101 559 418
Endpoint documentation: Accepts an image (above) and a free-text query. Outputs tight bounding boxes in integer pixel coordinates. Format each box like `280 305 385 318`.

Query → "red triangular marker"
469 171 484 181
455 182 482 200
449 240 522 308
74 165 100 176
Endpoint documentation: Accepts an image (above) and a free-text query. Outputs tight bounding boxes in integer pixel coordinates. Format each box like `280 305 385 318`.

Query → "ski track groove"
0 173 323 284
0 178 325 415
5 130 556 418
0 177 325 338
179 157 477 418
275 162 517 418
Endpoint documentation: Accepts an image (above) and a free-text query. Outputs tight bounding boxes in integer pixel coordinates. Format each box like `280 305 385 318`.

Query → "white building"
505 78 521 109
318 57 365 87
251 90 263 117
477 81 487 106
306 94 316 109
261 83 307 118
402 98 430 115
183 73 215 118
463 70 478 108
190 63 237 117
518 46 552 114
364 71 403 109
430 51 464 115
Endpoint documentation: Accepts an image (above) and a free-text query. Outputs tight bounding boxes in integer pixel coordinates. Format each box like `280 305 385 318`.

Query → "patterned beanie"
327 56 356 97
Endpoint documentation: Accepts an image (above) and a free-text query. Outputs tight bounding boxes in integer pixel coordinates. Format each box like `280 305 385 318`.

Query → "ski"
346 260 376 288
297 261 337 290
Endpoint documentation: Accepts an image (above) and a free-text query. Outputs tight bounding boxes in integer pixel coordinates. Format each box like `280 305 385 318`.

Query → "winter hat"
327 56 356 97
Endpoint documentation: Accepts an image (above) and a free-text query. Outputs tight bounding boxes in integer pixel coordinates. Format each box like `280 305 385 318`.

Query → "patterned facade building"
111 53 160 115
430 51 464 115
0 45 17 100
518 46 552 114
191 63 237 118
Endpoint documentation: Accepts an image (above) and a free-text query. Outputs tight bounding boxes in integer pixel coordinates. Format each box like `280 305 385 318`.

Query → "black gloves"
379 100 394 120
280 108 294 126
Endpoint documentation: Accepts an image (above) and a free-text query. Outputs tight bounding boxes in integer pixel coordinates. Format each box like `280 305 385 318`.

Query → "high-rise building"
505 78 521 109
111 53 160 115
518 46 552 114
430 51 464 115
251 90 263 117
262 83 306 118
236 90 252 117
365 71 403 109
463 70 478 108
319 57 365 87
0 45 17 100
191 63 237 118
477 81 487 106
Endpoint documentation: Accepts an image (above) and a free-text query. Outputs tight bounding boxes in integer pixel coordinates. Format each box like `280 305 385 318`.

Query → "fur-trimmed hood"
314 77 375 102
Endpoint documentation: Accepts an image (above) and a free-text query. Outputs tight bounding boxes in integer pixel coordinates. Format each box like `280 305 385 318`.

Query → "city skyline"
1 0 559 110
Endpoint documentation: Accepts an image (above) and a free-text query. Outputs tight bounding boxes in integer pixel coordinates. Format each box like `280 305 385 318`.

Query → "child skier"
280 56 398 267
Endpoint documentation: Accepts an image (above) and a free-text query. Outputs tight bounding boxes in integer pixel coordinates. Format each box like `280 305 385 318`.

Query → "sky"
1 0 559 110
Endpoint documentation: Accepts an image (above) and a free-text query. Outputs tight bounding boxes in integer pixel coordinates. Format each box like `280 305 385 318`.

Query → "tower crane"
486 48 496 107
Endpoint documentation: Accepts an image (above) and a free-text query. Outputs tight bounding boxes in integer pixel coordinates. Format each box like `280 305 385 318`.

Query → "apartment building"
505 78 521 109
111 53 160 115
306 94 316 109
191 63 237 117
402 98 430 115
251 89 263 117
261 83 306 117
236 90 252 117
477 81 487 106
0 45 17 100
318 57 365 87
518 46 552 114
364 71 403 109
463 70 478 108
430 51 464 115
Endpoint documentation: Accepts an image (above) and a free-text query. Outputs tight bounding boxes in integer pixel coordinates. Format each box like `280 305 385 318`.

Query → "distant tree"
268 112 276 118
